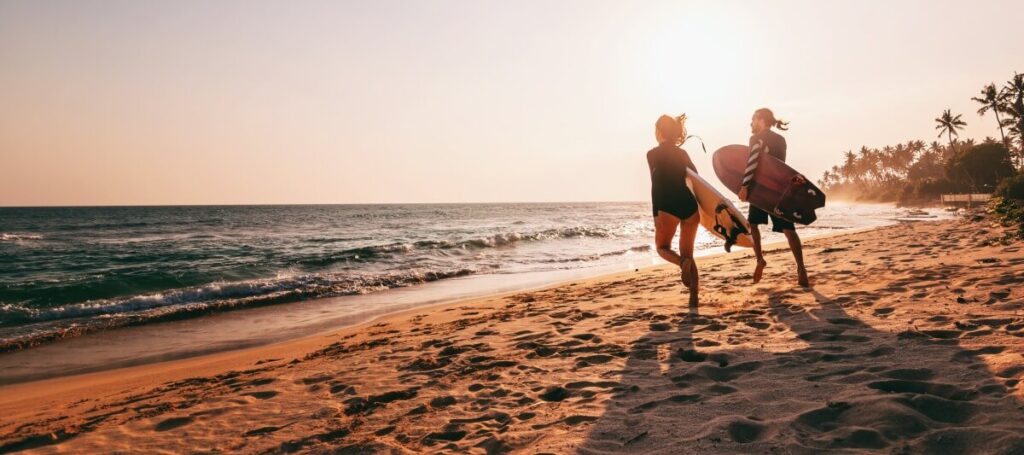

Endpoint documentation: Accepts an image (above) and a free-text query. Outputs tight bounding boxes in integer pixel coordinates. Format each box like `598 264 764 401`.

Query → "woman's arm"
682 149 697 174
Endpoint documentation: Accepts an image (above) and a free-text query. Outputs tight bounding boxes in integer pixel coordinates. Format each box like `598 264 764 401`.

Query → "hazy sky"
2 0 1022 206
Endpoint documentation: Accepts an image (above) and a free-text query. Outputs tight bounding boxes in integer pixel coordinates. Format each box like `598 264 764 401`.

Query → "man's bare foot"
680 258 693 288
753 259 767 284
797 267 810 287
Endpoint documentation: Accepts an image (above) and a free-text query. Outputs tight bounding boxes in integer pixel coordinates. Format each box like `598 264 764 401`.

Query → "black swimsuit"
647 142 698 219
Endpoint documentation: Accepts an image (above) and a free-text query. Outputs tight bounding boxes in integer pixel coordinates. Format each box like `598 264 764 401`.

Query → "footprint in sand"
243 391 280 400
882 368 935 381
725 418 766 443
868 379 977 401
154 416 193 432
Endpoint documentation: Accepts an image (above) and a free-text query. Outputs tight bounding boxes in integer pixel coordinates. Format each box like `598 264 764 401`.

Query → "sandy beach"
2 217 1023 454
4 1 1023 453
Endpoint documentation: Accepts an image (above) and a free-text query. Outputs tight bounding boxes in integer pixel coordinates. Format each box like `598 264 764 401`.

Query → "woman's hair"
754 108 789 131
656 114 688 145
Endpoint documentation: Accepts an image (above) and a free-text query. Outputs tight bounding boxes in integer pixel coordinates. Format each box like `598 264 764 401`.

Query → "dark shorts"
652 189 698 220
749 206 795 233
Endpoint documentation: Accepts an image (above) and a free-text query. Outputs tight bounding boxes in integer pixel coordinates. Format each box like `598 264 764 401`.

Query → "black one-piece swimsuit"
646 142 698 219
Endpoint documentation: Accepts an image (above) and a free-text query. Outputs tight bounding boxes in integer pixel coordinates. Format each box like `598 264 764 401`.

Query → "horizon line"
0 200 650 209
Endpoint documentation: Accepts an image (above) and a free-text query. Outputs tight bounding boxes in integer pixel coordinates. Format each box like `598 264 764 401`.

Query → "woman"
647 114 700 305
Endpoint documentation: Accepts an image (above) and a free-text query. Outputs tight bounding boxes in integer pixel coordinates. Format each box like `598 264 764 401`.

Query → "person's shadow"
579 287 1024 453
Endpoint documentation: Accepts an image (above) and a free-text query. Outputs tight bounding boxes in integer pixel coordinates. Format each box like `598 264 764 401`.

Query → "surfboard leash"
683 135 708 154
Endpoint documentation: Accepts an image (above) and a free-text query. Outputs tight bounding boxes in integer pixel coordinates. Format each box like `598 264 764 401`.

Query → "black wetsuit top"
647 142 698 219
742 129 787 191
749 129 787 162
746 129 794 232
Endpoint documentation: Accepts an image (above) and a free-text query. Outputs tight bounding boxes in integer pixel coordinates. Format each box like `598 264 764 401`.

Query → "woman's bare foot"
753 259 767 283
797 267 810 287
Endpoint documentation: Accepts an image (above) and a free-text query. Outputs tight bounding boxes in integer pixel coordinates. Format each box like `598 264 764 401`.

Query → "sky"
1 0 1022 206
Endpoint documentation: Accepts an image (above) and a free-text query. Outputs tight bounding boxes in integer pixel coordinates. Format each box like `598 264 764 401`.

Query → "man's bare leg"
784 229 809 287
751 225 767 283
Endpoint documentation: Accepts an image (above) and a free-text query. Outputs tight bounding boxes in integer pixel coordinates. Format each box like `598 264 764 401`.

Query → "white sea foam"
1 233 43 241
0 268 475 325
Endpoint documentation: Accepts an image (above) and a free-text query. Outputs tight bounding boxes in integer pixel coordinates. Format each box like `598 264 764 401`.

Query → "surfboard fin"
713 203 749 253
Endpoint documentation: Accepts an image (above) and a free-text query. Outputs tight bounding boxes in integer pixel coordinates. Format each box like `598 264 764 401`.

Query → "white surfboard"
687 169 753 251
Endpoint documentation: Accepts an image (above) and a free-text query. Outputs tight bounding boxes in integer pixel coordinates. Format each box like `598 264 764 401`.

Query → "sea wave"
533 244 652 264
0 268 474 327
326 226 622 259
0 233 43 241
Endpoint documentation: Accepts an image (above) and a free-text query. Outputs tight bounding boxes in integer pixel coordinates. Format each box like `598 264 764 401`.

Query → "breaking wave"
0 268 474 352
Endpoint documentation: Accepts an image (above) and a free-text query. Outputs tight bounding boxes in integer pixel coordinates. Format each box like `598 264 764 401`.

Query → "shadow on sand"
579 286 1024 454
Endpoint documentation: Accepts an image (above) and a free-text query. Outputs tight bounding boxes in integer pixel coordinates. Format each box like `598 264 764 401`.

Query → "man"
738 108 809 287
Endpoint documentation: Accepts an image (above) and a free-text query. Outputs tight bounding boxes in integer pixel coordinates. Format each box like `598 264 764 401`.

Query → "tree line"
819 72 1024 205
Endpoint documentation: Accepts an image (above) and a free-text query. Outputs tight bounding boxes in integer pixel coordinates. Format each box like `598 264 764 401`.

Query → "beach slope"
2 219 1023 453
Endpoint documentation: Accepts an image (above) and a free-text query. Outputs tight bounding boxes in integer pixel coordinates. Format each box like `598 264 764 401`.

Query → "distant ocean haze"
0 202 921 351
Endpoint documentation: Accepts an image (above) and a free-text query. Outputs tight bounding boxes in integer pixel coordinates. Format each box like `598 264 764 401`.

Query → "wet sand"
2 218 1023 453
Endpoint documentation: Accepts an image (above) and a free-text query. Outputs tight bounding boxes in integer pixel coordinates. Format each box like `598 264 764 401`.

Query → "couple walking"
646 108 810 306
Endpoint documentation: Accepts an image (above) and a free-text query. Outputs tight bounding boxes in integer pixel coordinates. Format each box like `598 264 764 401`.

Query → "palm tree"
935 109 967 152
893 142 916 178
909 140 925 163
908 147 942 181
819 170 833 188
842 150 856 181
856 146 874 183
971 83 1008 146
1003 72 1024 170
861 148 882 184
929 140 952 162
821 165 842 189
881 145 897 183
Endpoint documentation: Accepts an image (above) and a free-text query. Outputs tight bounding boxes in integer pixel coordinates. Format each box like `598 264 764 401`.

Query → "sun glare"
637 4 755 118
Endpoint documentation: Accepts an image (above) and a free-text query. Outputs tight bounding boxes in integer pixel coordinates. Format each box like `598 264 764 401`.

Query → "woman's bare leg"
654 211 682 267
678 211 700 306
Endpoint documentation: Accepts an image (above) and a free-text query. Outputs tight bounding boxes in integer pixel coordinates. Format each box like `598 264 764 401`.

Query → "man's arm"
738 139 765 202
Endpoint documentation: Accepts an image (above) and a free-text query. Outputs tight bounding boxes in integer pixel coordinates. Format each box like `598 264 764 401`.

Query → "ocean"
0 202 933 365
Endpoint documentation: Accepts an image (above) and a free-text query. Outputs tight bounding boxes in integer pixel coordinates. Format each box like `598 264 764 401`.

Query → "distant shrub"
994 174 1024 200
988 197 1024 240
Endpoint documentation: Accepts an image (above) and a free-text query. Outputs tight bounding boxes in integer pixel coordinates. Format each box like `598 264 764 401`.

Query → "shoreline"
0 223 887 392
0 202 920 361
0 221 894 386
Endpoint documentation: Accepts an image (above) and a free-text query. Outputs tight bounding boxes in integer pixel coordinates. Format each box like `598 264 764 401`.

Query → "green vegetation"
988 197 1024 240
819 71 1024 206
945 142 1016 192
995 174 1024 200
986 151 1024 241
